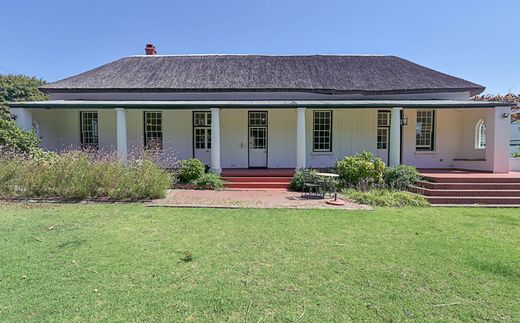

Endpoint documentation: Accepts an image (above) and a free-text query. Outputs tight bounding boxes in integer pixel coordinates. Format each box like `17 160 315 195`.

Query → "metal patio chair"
301 170 322 199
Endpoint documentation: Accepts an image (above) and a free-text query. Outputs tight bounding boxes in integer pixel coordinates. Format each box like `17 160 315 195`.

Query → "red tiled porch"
413 169 520 206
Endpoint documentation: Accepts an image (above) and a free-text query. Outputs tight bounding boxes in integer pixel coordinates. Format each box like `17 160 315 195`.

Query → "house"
9 44 513 173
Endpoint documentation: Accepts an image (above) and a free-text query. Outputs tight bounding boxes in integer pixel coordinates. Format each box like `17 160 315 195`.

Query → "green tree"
0 75 47 153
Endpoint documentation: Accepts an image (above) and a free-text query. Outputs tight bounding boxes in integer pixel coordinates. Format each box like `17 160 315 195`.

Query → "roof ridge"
128 54 393 57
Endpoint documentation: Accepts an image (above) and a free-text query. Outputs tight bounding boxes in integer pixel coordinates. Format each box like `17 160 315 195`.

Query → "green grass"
0 204 519 321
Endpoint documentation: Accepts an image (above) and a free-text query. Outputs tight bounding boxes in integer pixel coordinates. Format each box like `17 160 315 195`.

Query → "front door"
193 112 211 166
376 111 390 165
248 111 268 168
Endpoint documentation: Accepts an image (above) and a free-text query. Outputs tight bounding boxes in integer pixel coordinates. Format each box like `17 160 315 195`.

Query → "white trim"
210 108 221 173
296 107 306 169
389 107 402 166
115 108 128 163
475 119 486 150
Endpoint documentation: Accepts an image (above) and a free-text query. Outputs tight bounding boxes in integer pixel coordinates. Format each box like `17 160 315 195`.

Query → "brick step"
411 186 520 197
422 176 520 184
224 182 291 189
426 196 520 205
222 176 292 183
416 181 520 190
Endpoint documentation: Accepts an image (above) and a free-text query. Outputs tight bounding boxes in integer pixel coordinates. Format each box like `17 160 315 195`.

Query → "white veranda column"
486 106 511 173
389 107 402 167
210 107 221 174
11 108 33 131
296 107 306 169
115 108 128 163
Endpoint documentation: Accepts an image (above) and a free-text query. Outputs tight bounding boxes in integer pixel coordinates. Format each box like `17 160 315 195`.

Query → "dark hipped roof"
41 55 485 96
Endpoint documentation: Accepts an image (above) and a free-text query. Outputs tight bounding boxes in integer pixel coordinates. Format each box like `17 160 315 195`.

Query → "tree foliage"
472 93 520 122
0 74 47 153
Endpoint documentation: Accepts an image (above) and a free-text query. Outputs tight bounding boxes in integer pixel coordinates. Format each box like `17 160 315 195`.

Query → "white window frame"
80 111 99 150
377 111 391 150
416 110 435 151
475 119 486 149
144 111 163 150
313 110 332 152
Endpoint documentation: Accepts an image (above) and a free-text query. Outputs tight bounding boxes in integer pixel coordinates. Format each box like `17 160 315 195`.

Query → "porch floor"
147 189 370 210
415 169 520 206
419 168 520 179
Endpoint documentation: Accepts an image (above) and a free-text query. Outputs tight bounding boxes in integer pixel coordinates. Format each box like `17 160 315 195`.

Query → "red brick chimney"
145 44 157 55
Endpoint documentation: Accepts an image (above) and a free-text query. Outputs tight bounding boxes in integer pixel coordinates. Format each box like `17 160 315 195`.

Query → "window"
144 111 163 150
377 128 389 150
416 110 435 151
377 111 391 149
377 111 390 127
194 112 211 127
475 119 486 149
193 112 211 151
248 111 267 126
313 110 332 152
80 111 99 150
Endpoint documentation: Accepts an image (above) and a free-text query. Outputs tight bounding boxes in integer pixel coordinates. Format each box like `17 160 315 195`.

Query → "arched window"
475 119 486 149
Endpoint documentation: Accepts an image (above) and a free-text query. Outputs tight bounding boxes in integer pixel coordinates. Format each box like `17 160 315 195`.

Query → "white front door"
248 111 268 168
376 111 390 165
193 112 211 166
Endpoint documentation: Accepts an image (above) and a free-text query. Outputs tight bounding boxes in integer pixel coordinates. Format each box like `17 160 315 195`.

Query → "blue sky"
0 0 518 94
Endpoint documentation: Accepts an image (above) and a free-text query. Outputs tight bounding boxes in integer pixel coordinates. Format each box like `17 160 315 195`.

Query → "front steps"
412 174 520 206
222 169 294 190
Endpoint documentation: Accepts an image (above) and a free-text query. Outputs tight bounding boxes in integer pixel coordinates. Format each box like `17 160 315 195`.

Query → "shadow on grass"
468 257 520 279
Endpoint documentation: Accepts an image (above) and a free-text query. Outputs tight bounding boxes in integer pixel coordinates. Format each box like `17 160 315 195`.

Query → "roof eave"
38 87 485 96
9 99 512 109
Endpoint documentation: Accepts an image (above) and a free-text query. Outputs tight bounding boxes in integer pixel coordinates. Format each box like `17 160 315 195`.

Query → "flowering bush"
0 151 171 200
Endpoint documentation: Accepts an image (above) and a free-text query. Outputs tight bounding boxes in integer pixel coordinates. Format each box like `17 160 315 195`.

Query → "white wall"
402 108 488 169
28 107 508 171
32 109 81 151
306 109 377 168
510 158 520 171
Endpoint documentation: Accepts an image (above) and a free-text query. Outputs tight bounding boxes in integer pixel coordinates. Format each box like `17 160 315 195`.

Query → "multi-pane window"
475 119 486 149
194 128 211 149
193 112 211 151
313 110 332 152
80 111 99 150
377 111 390 150
249 127 267 149
194 112 211 127
248 112 267 126
377 111 390 127
144 111 163 150
416 110 435 151
377 128 389 150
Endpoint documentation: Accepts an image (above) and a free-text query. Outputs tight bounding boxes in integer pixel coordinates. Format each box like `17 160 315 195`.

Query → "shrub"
290 168 319 191
0 151 171 200
1 74 47 155
513 146 520 158
191 172 224 190
335 152 385 190
177 158 205 183
384 165 421 190
343 189 430 207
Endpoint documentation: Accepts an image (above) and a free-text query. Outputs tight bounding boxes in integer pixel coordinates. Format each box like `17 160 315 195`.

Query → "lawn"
0 204 519 322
